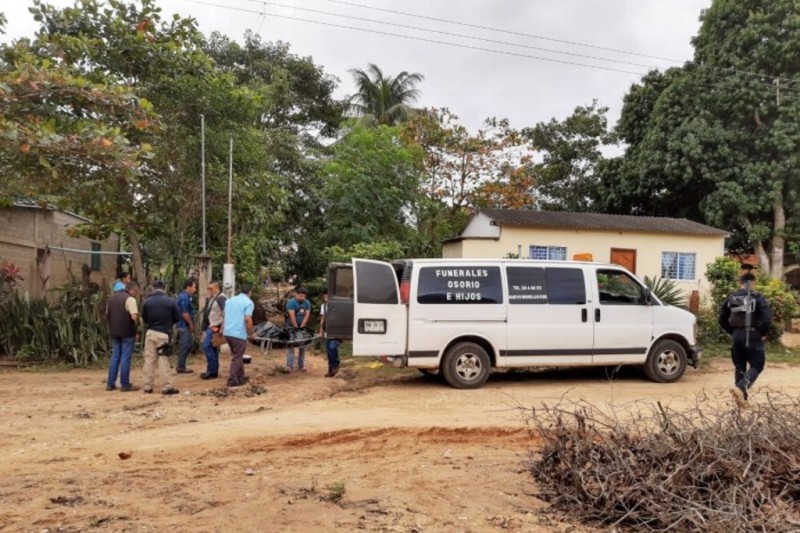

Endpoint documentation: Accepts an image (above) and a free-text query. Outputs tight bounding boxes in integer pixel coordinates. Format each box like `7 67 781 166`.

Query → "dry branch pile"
528 394 800 532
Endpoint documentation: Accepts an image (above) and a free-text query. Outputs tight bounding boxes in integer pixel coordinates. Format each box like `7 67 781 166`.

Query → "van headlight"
693 319 698 342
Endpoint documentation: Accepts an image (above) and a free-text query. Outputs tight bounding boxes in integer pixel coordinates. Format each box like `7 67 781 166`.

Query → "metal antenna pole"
201 114 207 254
227 135 233 264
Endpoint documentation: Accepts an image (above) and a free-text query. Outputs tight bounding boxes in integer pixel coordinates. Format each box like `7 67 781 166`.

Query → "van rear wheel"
441 342 491 389
644 339 687 383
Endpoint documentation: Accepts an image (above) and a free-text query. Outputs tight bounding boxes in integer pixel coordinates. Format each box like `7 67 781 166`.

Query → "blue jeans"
326 339 340 373
286 346 306 370
107 336 136 388
201 327 220 375
177 327 193 370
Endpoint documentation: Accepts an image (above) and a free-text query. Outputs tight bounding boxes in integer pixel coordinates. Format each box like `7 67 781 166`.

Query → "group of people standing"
106 275 256 393
106 274 339 394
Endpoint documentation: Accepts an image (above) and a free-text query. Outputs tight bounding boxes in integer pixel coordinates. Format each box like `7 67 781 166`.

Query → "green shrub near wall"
701 257 799 345
0 285 110 366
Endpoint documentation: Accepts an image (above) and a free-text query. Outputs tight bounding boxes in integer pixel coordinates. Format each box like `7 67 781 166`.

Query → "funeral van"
325 258 701 389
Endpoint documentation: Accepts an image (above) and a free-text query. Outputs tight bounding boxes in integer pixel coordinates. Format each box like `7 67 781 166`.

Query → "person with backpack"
719 270 772 406
285 287 312 372
200 281 226 380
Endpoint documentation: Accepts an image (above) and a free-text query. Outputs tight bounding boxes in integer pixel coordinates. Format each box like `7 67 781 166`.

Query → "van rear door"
326 263 354 340
352 258 408 356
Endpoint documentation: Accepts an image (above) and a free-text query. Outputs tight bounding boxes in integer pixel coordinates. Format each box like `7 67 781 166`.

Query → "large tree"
14 0 215 282
401 108 538 254
608 0 800 279
320 124 423 248
522 101 611 212
347 63 424 126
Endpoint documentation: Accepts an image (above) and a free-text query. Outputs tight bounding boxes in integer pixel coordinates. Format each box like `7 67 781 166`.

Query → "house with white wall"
442 209 727 300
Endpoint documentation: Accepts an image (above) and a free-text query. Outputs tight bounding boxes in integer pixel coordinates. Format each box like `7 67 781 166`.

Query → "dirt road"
1 347 799 533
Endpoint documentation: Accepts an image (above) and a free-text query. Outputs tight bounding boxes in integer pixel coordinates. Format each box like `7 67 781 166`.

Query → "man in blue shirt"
176 278 197 373
286 287 312 372
113 271 131 292
222 284 255 387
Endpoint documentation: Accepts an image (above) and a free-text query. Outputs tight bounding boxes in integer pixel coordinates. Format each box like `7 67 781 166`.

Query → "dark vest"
108 290 137 338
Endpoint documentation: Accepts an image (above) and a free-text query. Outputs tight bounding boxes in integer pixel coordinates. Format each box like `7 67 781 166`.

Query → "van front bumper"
688 345 702 368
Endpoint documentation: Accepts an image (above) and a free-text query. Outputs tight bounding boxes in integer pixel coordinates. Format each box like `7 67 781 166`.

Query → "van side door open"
352 258 408 356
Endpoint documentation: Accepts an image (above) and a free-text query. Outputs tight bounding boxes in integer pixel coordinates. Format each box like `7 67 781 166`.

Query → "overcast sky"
2 0 711 133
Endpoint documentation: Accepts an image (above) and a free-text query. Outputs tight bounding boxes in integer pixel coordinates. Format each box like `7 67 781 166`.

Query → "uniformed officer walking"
718 270 772 406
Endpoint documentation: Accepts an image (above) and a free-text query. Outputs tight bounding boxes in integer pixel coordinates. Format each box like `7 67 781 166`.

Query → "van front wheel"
441 342 491 389
644 339 687 383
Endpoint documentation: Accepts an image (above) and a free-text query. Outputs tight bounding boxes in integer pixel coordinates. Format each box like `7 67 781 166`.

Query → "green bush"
695 307 730 349
705 256 740 309
0 284 110 365
702 256 799 342
643 275 686 307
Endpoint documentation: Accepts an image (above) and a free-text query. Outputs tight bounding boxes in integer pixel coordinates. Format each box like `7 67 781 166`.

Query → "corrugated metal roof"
479 209 728 236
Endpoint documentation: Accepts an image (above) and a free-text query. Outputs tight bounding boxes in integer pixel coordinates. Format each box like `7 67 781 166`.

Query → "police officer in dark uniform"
718 271 772 404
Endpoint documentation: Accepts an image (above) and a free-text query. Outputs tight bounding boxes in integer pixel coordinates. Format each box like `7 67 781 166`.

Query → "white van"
325 258 701 389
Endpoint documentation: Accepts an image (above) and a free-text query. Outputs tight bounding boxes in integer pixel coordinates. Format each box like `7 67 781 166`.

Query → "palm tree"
347 63 424 126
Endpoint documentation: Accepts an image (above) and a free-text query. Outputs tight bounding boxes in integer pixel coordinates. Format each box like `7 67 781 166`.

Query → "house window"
661 252 696 280
90 242 102 272
529 245 567 261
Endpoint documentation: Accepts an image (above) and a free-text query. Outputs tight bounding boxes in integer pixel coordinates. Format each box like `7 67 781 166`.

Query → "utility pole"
223 135 236 297
227 135 233 264
196 115 211 314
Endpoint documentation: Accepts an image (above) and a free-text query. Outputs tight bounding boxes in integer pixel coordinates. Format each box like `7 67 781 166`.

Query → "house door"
610 248 637 274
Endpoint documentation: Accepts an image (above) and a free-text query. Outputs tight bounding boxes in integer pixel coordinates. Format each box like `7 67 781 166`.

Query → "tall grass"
0 284 110 366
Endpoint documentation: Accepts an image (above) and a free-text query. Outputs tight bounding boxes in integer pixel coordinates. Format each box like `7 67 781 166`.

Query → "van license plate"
359 319 386 334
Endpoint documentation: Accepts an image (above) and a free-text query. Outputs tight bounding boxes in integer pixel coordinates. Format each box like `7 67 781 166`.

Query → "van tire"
644 339 687 383
441 342 491 389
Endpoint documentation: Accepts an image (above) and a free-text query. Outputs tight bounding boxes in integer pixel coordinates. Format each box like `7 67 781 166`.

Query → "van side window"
507 267 547 304
356 262 399 304
597 269 645 305
418 266 503 304
546 268 586 304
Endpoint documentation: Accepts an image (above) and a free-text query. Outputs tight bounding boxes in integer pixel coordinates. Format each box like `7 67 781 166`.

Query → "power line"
319 0 800 88
321 0 683 63
237 0 662 70
191 0 800 95
188 0 647 76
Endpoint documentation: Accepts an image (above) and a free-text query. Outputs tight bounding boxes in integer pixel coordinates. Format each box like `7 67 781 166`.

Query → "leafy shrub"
642 275 686 307
703 256 799 342
0 260 24 297
705 256 739 309
695 307 729 348
0 284 110 365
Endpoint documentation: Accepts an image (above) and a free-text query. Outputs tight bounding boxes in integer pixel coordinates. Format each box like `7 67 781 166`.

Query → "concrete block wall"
0 207 120 297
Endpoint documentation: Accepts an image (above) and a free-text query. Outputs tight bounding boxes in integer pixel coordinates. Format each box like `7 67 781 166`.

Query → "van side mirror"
643 288 653 305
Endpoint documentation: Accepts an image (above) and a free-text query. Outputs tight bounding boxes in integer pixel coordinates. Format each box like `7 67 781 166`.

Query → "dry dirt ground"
2 343 800 533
